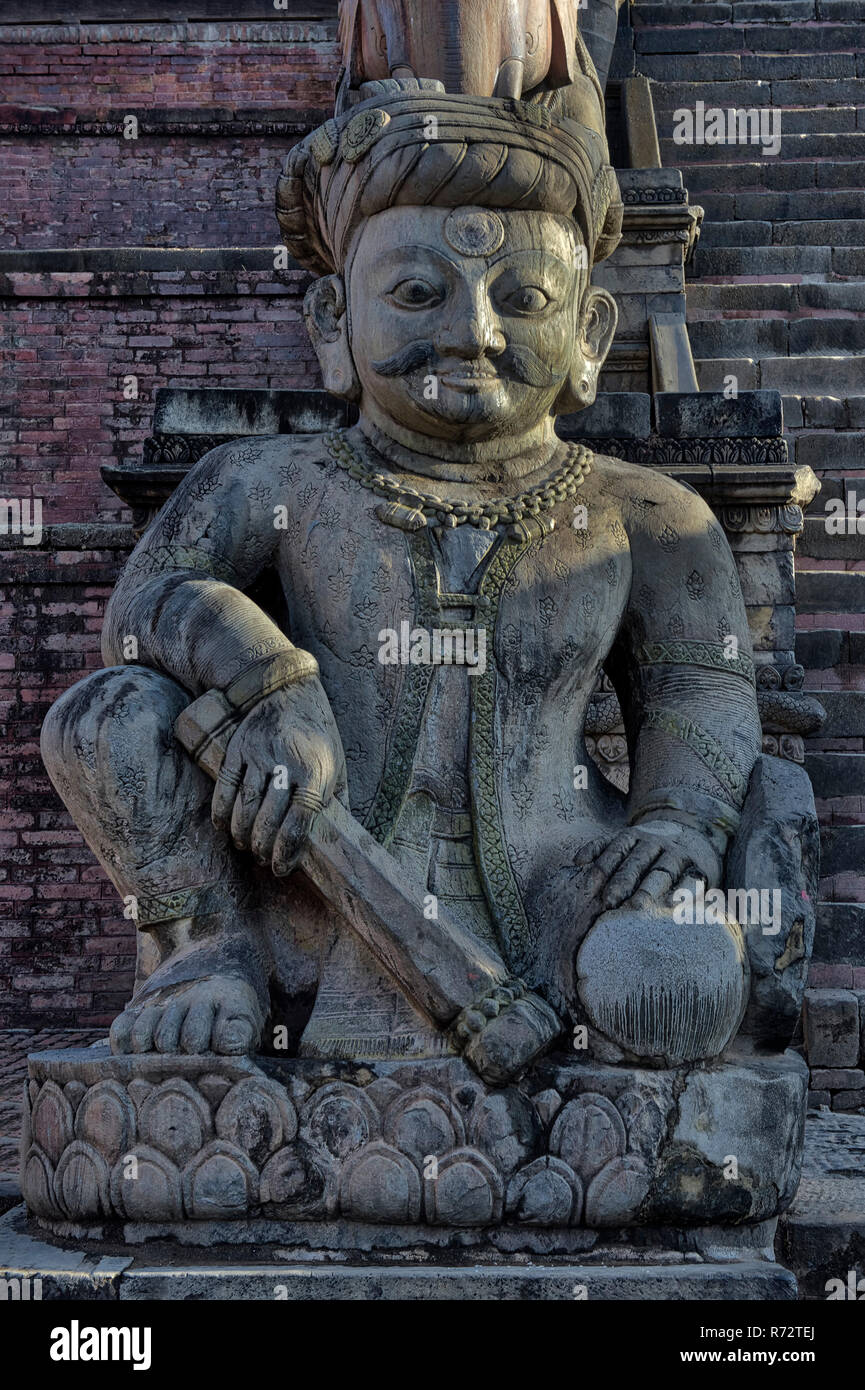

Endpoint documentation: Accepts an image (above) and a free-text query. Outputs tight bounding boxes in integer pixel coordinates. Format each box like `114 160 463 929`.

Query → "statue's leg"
41 665 274 1056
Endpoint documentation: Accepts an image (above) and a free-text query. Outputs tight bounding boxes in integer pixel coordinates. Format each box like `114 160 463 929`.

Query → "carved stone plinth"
22 1046 807 1239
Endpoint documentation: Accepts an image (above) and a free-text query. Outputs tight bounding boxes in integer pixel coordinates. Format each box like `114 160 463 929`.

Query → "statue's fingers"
594 832 638 882
573 835 610 868
602 840 663 909
250 779 292 866
230 769 264 852
212 749 246 833
631 855 689 909
272 787 324 877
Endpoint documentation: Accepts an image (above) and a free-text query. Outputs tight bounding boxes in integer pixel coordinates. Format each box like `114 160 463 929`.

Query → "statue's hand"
211 680 346 876
574 819 722 912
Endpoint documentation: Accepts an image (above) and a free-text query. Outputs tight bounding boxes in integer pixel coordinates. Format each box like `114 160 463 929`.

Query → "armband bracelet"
174 648 319 778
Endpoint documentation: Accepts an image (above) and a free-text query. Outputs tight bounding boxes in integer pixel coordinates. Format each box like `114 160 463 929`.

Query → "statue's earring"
578 377 591 398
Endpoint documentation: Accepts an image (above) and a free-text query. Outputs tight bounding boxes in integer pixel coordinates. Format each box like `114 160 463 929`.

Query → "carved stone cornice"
621 185 687 205
719 503 806 536
591 435 790 468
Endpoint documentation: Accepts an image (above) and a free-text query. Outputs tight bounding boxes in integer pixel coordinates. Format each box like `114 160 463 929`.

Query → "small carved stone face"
345 205 586 442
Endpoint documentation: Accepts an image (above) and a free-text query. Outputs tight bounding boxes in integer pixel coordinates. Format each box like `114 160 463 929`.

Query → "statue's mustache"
370 341 566 388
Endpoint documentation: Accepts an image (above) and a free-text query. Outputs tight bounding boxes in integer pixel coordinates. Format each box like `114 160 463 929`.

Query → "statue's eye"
387 278 443 309
501 286 552 315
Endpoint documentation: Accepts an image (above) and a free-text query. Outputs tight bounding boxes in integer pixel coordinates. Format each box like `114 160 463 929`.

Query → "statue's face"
345 206 586 442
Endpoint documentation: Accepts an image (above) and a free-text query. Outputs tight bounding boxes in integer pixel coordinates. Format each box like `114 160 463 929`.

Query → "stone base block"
20 1046 808 1234
0 1206 797 1301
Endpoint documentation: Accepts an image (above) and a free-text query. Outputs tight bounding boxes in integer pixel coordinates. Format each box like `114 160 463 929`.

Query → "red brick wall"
2 267 319 523
0 132 306 251
0 545 130 1028
0 19 339 109
1 14 338 1027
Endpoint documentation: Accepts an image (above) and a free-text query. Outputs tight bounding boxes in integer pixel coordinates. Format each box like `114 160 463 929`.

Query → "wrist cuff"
174 647 319 778
628 788 742 844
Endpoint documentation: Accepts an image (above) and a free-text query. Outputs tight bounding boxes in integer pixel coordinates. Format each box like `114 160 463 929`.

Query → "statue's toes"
130 1005 161 1054
212 996 261 1055
109 1006 136 1055
179 994 217 1054
153 998 186 1054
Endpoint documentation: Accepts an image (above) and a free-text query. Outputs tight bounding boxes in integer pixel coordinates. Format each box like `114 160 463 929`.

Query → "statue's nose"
438 294 506 360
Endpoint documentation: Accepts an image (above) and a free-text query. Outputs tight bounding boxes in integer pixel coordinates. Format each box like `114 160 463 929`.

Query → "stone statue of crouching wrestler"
40 88 815 1079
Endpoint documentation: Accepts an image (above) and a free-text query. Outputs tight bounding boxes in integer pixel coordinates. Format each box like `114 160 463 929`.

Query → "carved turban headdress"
276 79 623 277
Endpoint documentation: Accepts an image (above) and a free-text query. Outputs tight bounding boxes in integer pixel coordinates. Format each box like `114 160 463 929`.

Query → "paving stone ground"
779 1108 865 1297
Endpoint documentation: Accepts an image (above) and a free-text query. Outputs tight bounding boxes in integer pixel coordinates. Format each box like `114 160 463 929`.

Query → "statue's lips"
437 371 503 391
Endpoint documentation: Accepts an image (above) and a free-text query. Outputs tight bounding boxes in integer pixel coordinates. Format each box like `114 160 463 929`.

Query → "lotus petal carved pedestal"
22 1046 806 1252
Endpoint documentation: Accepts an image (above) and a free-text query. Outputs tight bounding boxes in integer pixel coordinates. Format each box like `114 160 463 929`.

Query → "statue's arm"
583 479 763 908
102 440 292 695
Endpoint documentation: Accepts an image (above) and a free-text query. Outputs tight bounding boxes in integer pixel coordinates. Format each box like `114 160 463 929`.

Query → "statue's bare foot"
110 931 269 1057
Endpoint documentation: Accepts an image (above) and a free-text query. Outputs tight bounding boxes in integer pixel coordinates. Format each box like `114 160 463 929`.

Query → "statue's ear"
303 274 361 402
553 285 618 414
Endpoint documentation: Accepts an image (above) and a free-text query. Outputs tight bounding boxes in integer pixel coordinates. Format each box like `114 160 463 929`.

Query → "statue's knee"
41 665 189 785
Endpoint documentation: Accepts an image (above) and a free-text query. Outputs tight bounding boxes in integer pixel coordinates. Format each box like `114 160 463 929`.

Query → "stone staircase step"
767 106 863 132
804 687 865 740
730 191 865 221
778 218 865 245
700 217 865 246
813 901 865 964
651 77 865 109
688 317 865 355
641 52 860 81
688 281 799 310
634 1 814 20
774 75 865 101
789 320 865 352
692 246 834 275
797 571 865 613
819 0 865 16
655 105 864 141
799 515 865 558
634 0 865 11
687 319 787 355
694 357 865 391
661 132 865 163
688 282 865 310
691 245 834 275
799 285 865 310
636 22 865 53
793 427 865 463
682 159 861 193
699 220 776 246
695 355 760 388
808 755 865 805
821 824 865 875
636 24 750 53
634 4 738 23
796 628 865 668
802 392 865 424
802 474 865 505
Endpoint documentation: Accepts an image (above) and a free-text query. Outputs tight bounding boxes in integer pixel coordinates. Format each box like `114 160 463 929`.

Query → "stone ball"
575 896 749 1066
